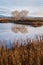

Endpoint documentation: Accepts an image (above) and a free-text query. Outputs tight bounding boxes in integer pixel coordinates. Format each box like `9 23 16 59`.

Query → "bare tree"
19 10 29 17
12 10 19 17
12 10 29 20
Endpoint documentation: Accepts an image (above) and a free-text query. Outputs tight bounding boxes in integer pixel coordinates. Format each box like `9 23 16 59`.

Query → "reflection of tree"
12 10 29 20
12 25 28 33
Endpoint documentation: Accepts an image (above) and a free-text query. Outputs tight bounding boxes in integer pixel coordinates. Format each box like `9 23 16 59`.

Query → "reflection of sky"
0 23 43 47
0 0 43 16
0 23 43 40
0 23 12 30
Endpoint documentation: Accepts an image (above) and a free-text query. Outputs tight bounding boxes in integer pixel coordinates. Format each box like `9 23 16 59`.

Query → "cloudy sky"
0 0 43 17
0 0 43 7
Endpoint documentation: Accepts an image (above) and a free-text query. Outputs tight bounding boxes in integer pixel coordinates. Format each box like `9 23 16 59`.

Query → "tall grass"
0 38 43 65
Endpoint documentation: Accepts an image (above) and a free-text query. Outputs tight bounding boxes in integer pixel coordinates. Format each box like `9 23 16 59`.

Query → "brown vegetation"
0 39 43 65
0 17 43 27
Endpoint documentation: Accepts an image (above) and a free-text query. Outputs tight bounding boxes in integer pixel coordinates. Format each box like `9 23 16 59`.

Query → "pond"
0 23 43 47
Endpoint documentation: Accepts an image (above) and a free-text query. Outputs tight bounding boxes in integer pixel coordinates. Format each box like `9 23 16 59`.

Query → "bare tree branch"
12 10 29 20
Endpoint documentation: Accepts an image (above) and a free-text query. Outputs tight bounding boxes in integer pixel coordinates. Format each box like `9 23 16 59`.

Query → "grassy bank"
0 40 43 65
0 17 43 26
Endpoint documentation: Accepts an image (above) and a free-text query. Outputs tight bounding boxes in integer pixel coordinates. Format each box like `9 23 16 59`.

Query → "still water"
0 23 43 47
0 23 29 47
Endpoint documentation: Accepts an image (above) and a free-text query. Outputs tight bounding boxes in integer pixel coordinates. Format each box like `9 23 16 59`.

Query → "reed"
0 39 43 65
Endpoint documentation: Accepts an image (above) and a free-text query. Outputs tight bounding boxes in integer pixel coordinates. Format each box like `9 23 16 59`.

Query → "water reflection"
0 23 43 48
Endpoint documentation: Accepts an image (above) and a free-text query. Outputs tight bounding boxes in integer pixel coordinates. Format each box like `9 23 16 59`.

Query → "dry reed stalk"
0 39 43 65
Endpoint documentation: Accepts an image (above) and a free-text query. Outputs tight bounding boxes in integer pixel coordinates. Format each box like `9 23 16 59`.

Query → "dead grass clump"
0 40 43 65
